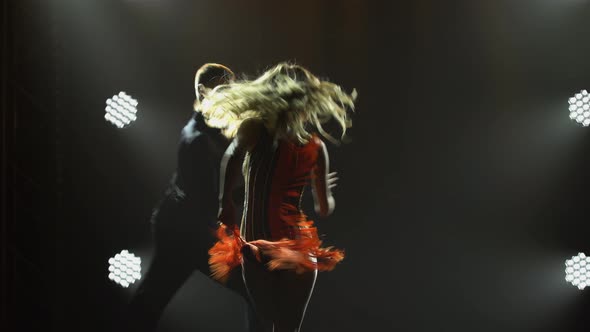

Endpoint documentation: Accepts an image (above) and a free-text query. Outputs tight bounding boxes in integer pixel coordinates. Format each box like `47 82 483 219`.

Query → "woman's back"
206 63 353 330
242 127 322 242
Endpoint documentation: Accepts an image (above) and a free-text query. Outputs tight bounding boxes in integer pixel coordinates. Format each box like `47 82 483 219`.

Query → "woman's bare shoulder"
310 134 324 147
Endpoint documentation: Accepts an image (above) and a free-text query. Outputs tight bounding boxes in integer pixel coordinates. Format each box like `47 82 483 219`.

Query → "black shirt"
151 112 228 231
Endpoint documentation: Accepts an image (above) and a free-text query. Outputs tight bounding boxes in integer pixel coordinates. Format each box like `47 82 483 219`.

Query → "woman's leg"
242 247 276 332
273 268 317 332
242 243 319 332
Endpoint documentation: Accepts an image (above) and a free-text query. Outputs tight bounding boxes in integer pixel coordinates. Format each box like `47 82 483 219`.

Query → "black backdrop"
4 0 590 331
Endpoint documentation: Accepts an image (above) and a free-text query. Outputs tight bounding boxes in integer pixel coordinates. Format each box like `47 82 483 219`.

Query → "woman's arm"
311 140 336 217
217 140 242 227
217 119 263 227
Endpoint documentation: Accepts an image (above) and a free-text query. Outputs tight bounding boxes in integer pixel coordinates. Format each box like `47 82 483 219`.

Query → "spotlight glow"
565 252 590 290
568 90 590 127
105 92 138 128
108 250 142 288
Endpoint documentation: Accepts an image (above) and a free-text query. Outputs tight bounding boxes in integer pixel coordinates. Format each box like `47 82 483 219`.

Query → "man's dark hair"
195 63 235 90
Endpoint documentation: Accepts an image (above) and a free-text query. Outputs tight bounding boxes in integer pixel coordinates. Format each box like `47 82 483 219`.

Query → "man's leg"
123 248 195 332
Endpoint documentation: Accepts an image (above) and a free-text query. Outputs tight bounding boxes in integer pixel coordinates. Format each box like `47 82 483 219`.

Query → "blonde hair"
201 63 356 144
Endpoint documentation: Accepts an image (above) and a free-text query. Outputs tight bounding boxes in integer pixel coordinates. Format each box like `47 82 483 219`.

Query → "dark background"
3 0 590 331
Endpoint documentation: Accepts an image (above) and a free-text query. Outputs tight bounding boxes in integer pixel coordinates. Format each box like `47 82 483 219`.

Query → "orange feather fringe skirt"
208 224 345 283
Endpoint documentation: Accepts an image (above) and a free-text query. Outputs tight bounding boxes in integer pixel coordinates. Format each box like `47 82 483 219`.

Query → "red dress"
209 132 344 282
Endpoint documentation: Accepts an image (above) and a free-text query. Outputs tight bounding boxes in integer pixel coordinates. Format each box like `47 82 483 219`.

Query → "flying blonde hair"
200 63 356 144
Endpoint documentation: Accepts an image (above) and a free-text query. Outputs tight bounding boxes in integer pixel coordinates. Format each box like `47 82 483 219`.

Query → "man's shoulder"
180 128 209 146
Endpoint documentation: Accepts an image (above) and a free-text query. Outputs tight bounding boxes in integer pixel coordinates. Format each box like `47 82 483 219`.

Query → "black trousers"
121 200 257 331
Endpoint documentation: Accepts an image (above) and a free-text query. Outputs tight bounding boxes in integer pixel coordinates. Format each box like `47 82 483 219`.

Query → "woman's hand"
327 172 338 190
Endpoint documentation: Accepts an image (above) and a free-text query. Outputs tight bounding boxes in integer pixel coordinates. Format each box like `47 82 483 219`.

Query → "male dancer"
124 63 254 331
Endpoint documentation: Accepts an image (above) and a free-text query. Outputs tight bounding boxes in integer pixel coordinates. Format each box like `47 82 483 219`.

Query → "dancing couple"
126 62 355 332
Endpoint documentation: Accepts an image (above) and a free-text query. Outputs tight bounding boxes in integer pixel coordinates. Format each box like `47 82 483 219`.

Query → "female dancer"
204 63 355 331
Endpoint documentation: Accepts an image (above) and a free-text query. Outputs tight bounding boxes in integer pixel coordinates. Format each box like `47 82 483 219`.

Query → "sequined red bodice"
241 132 321 242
